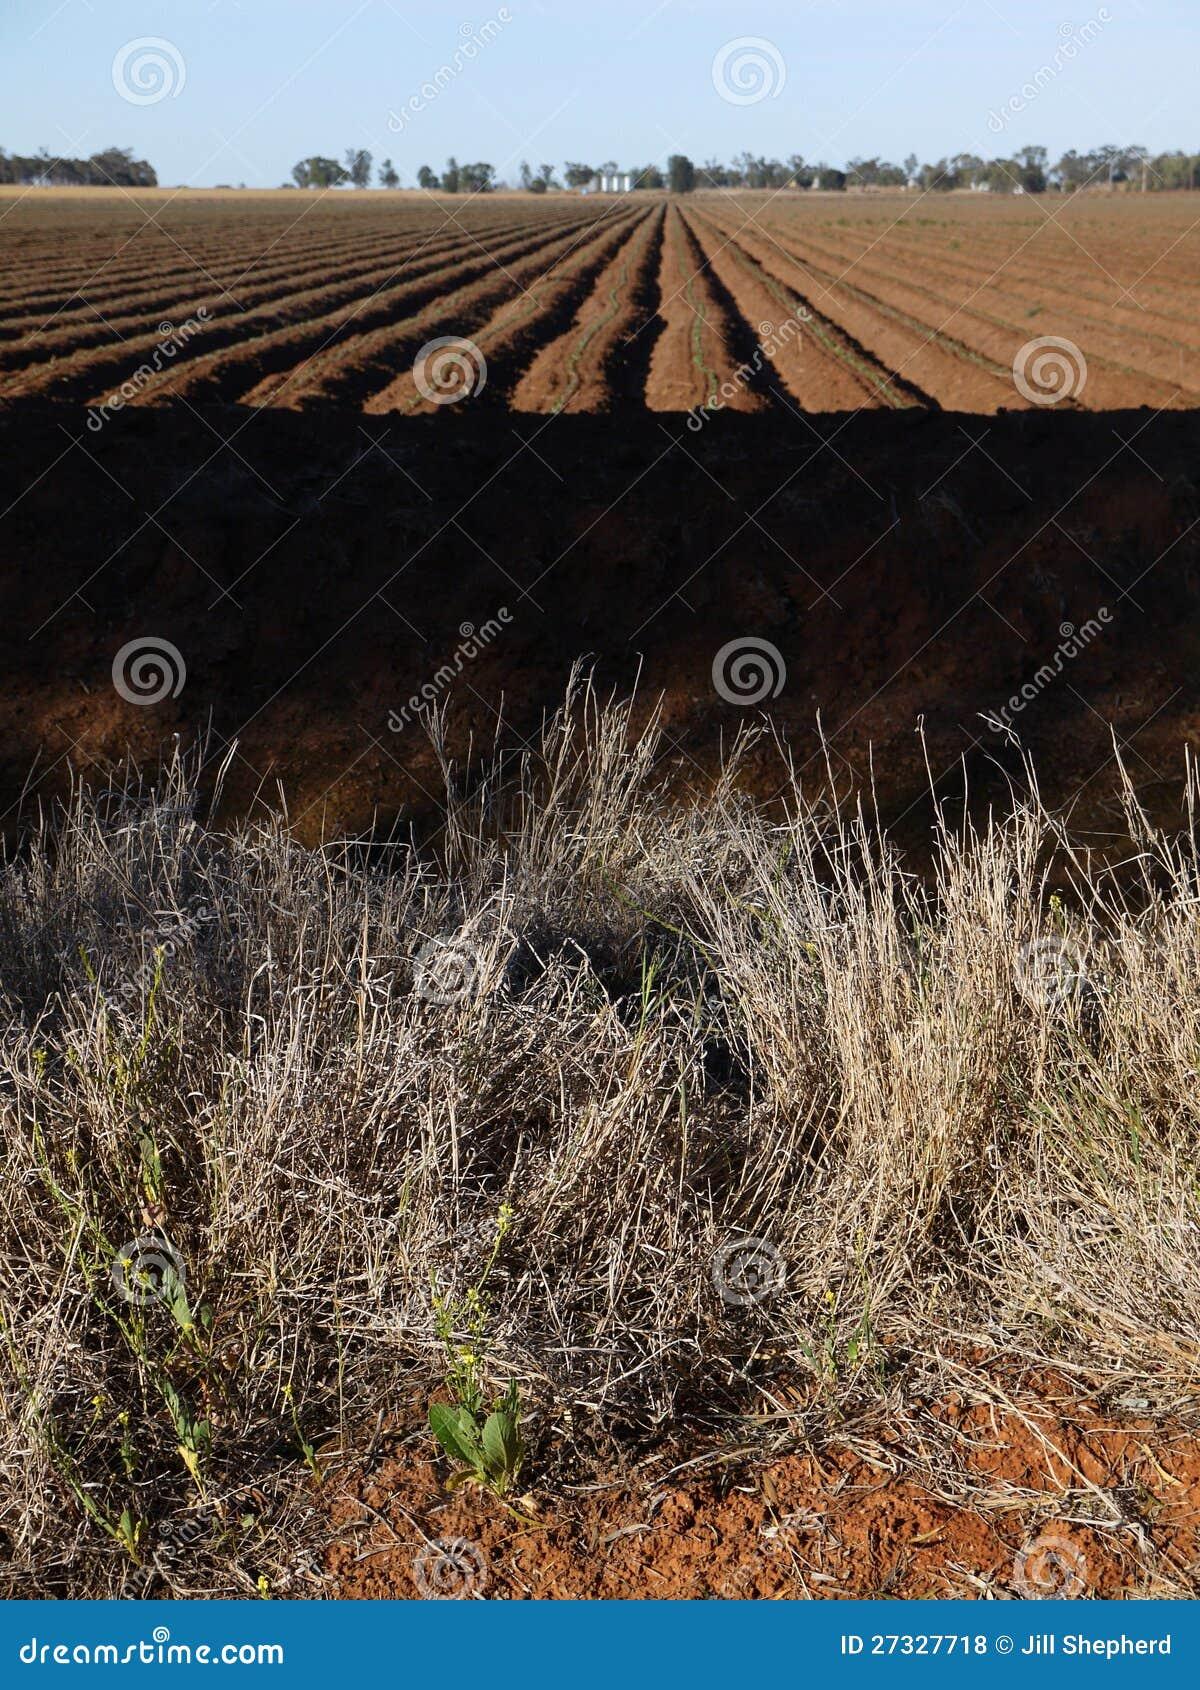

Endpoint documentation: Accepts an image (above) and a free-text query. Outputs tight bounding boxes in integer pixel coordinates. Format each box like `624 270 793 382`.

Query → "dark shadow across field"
2 401 1198 852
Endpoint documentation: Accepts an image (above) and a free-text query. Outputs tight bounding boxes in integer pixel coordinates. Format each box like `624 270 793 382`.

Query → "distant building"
590 170 632 193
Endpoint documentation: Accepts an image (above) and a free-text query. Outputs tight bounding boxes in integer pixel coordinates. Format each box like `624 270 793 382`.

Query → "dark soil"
2 401 1198 855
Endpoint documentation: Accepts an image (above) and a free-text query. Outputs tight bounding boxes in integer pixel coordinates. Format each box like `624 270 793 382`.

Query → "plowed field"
3 187 1198 412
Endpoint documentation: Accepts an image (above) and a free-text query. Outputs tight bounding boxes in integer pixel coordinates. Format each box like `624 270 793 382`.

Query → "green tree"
563 161 595 188
417 164 438 190
379 158 399 189
292 156 348 189
459 161 496 193
699 157 732 188
1016 144 1048 193
441 157 461 193
667 154 695 194
344 148 372 188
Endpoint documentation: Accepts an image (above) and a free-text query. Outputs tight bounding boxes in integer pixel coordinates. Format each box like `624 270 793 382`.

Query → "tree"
904 153 920 184
917 158 958 191
816 165 847 191
441 157 461 193
667 154 695 194
292 156 348 189
459 161 495 193
563 161 595 188
1016 144 1048 193
699 157 732 188
344 148 372 188
0 144 157 187
632 163 664 189
379 158 399 189
537 163 558 189
417 164 438 190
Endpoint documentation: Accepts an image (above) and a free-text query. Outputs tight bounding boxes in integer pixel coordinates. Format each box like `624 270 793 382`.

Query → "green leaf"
428 1403 484 1471
481 1410 522 1482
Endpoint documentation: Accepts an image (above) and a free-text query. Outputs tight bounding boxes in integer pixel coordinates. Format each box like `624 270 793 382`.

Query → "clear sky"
2 0 1194 187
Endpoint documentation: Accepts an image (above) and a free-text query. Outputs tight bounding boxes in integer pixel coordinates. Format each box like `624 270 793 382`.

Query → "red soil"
512 206 664 412
327 1371 1200 1598
4 190 1198 414
644 206 764 414
363 207 644 415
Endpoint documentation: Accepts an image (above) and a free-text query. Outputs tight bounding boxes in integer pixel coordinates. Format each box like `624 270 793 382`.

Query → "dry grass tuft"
2 676 1199 1594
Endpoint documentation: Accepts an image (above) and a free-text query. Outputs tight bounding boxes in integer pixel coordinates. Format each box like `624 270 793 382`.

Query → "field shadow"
1 399 1199 852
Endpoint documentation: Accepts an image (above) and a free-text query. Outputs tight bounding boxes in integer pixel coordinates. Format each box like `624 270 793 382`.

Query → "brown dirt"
0 225 460 365
512 207 663 412
5 189 1200 414
751 217 1197 408
245 213 625 412
698 207 1010 411
326 1370 1200 1597
684 208 905 410
4 400 1198 863
644 206 764 414
156 222 594 409
363 207 644 415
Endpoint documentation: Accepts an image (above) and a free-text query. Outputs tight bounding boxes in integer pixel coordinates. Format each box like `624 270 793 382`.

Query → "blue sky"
2 0 1194 187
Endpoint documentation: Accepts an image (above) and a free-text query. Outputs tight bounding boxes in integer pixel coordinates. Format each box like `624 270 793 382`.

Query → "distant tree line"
689 144 1199 194
430 146 1198 196
277 142 1200 196
7 140 1196 197
0 146 157 187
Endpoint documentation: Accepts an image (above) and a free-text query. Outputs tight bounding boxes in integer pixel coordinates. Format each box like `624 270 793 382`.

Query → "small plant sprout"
428 1206 525 1500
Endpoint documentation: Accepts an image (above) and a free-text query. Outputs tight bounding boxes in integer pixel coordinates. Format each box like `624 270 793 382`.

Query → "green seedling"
428 1205 525 1500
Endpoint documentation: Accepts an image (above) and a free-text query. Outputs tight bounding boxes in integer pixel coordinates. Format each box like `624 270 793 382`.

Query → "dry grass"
2 676 1199 1595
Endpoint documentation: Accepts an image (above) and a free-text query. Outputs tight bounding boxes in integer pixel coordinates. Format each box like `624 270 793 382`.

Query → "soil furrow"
257 208 643 410
690 209 931 409
511 207 666 413
362 206 648 414
644 206 767 413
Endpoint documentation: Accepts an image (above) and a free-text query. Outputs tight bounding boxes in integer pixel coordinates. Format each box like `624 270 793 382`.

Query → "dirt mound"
2 402 1199 853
